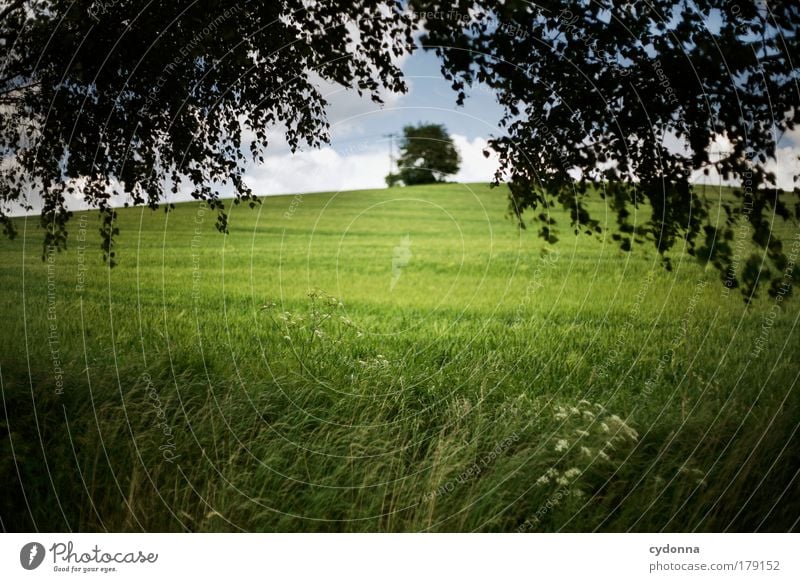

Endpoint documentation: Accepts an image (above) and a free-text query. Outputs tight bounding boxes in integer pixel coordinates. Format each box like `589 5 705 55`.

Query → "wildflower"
580 446 592 457
575 429 590 438
582 410 595 421
599 422 610 433
535 475 549 486
554 439 569 452
609 416 638 441
563 468 581 479
597 450 610 461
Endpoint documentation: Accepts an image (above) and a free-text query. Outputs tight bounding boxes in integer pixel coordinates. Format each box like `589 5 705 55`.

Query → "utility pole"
713 148 732 193
384 132 398 175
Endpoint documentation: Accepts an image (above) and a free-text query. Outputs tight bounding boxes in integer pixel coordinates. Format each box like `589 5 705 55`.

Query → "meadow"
0 182 798 532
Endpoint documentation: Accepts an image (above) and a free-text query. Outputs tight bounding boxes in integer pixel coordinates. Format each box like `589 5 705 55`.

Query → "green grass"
1 182 798 532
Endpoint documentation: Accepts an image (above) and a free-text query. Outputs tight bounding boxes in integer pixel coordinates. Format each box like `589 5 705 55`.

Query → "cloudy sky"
9 46 799 215
238 49 506 199
238 47 798 199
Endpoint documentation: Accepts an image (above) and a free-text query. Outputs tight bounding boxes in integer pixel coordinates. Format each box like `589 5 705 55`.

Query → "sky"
8 44 799 215
238 48 506 199
197 46 800 202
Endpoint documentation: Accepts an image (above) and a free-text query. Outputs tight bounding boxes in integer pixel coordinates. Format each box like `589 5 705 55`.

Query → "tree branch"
0 0 26 24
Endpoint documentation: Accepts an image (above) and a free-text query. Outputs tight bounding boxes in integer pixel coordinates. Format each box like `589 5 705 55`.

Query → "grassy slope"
0 182 798 532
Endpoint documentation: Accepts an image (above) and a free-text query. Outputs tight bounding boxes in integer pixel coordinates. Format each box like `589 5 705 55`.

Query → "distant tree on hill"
392 124 460 186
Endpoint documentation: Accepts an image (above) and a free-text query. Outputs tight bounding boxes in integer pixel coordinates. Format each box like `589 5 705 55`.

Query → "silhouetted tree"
0 0 415 264
418 0 800 299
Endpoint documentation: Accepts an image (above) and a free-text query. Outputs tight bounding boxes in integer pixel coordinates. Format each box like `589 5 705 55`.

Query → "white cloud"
241 134 500 195
243 146 390 195
689 130 799 191
451 134 500 183
765 145 799 191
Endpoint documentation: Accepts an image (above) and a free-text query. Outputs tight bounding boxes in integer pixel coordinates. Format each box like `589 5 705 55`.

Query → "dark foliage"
417 0 800 299
0 0 414 264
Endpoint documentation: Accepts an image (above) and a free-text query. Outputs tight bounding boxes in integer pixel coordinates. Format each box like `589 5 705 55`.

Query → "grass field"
1 182 798 532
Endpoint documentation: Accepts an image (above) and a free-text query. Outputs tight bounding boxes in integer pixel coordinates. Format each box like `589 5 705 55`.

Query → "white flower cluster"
535 466 583 488
262 290 363 349
357 354 390 369
534 400 639 491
